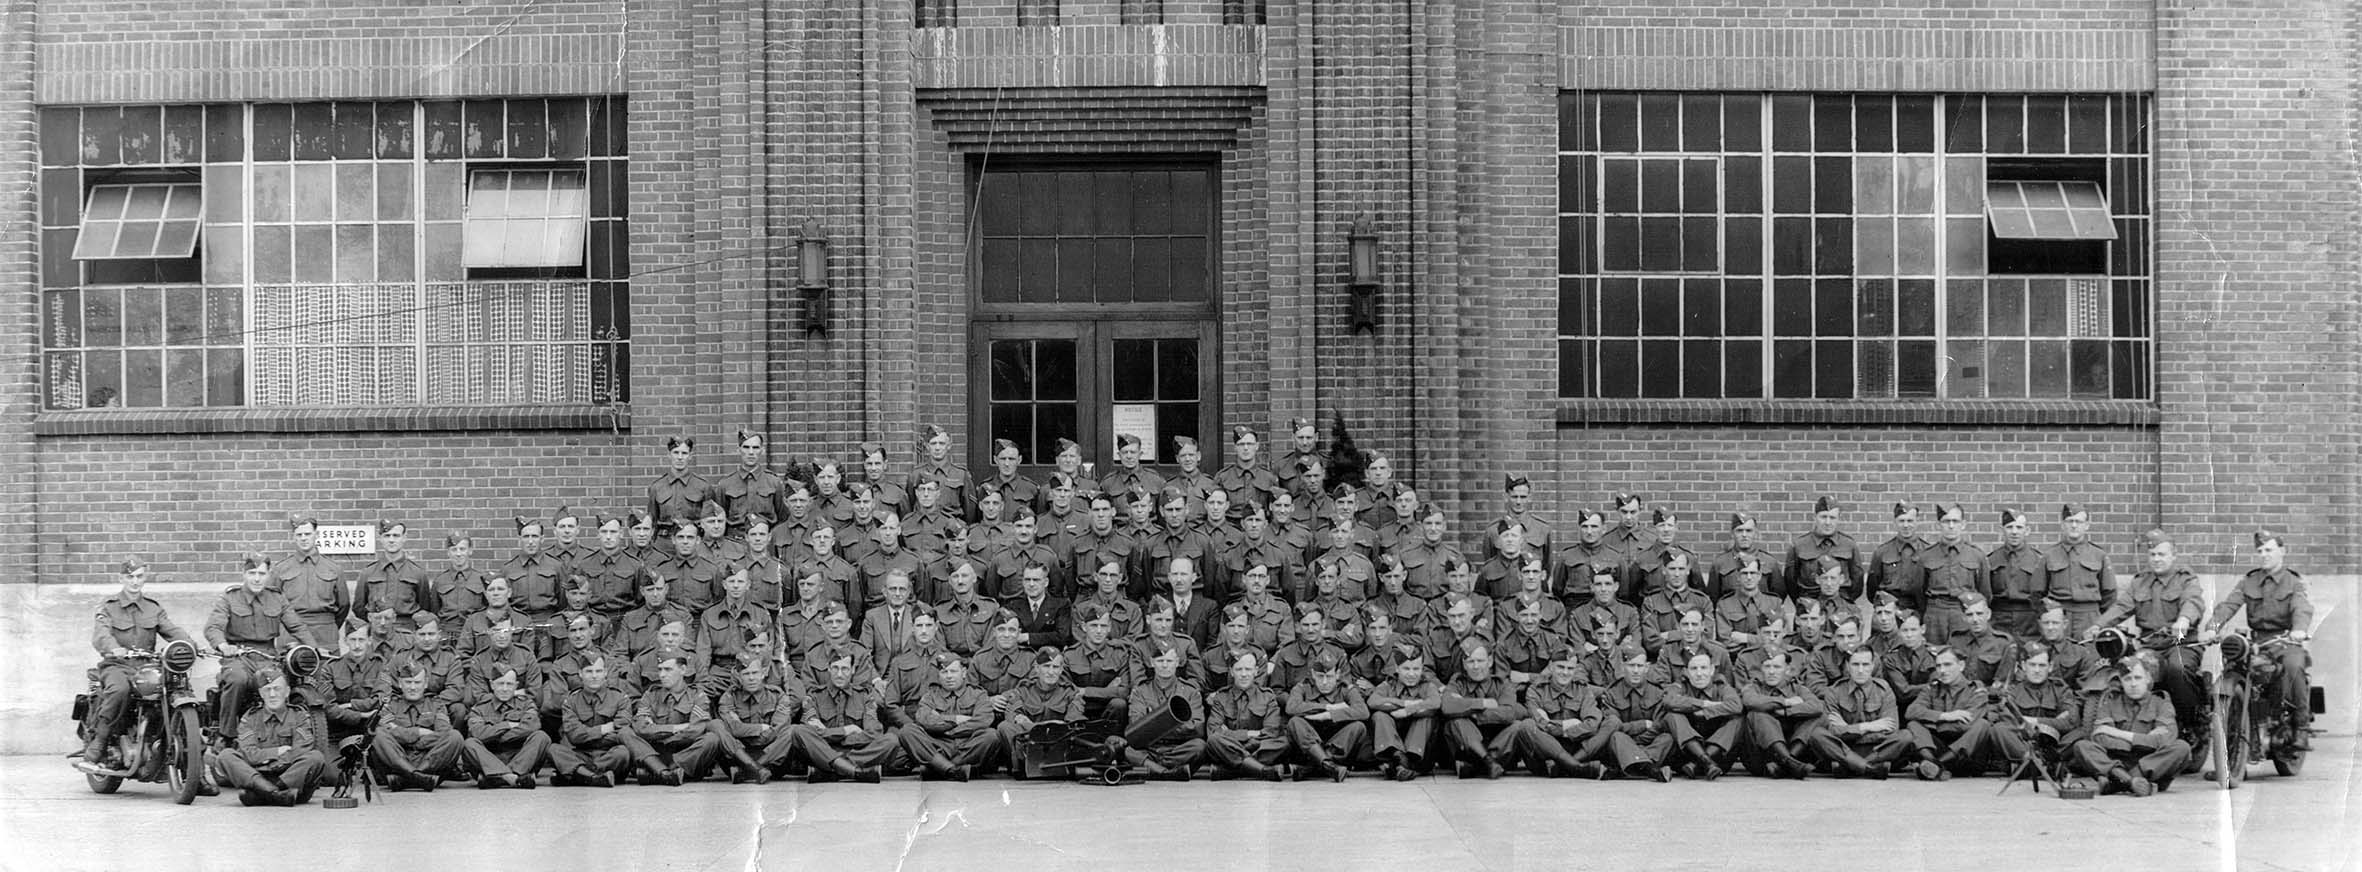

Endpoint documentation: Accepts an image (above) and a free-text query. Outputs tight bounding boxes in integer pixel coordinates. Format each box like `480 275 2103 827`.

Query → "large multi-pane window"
1557 92 2151 401
38 97 630 411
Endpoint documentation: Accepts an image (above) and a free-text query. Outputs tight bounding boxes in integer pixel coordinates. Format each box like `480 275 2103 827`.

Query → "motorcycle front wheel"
169 707 204 805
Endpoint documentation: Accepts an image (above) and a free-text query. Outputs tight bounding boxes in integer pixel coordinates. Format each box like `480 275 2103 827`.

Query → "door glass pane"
1112 339 1154 401
990 340 1029 400
1035 340 1076 401
1155 340 1198 400
1034 404 1078 464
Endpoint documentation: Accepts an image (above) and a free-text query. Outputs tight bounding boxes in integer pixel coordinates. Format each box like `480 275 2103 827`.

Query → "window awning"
73 183 203 260
463 169 590 269
1984 181 2117 241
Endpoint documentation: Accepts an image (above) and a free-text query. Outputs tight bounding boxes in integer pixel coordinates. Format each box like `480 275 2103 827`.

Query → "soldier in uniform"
1143 488 1220 601
1129 597 1208 690
2066 652 2189 796
893 652 1000 782
968 609 1034 699
207 553 310 747
1917 503 1988 642
983 507 1061 602
1899 647 1987 780
1880 612 1938 708
1438 642 1524 779
461 666 548 788
1123 643 1208 780
2039 503 2116 637
2019 606 2103 695
580 515 644 620
1065 602 1134 720
859 442 910 521
430 534 488 650
795 602 877 691
370 663 464 791
217 667 329 806
1476 523 1536 601
697 568 773 684
357 520 433 633
711 660 797 784
632 655 723 785
626 511 663 565
1948 594 2017 686
1596 644 1675 782
1737 648 1822 779
1714 556 1789 679
735 515 789 612
495 516 562 630
1602 492 1657 561
1541 512 1612 608
83 558 197 766
1069 494 1144 603
1867 502 1928 615
976 439 1042 519
271 516 348 647
1629 507 1705 601
789 524 857 611
1233 566 1296 653
1488 475 1555 566
1273 417 1323 500
1699 514 1770 603
1166 436 1217 511
935 562 1002 658
1282 651 1368 781
1784 496 1863 602
1232 501 1303 603
615 574 690 664
649 436 715 538
1215 426 1280 514
720 430 789 535
1807 648 1908 779
2093 529 2206 730
1661 652 1745 780
1960 639 2080 778
1202 651 1289 781
1071 558 1143 642
1985 508 2046 638
798 647 897 784
1568 570 1639 660
1366 653 1443 781
1639 555 1714 651
317 620 390 747
1506 652 1611 779
1382 503 1455 602
2205 529 2315 749
1269 605 1349 692
1098 434 1165 521
997 647 1085 777
550 655 646 787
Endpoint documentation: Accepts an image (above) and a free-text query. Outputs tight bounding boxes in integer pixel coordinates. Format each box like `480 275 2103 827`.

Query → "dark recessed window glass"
1724 340 1762 398
1897 340 1938 397
1681 218 1718 272
1598 94 1639 152
1772 217 1812 276
1641 159 1679 212
1682 159 1718 213
1813 157 1850 214
1639 94 1680 152
1598 339 1639 397
1683 278 1720 336
1856 279 1893 336
1937 95 1976 153
1682 339 1721 398
1813 279 1851 337
1724 156 1761 213
1639 340 1680 397
1772 340 1813 397
1724 217 1761 273
1772 95 1813 153
1854 97 1892 154
1772 157 1811 214
1772 278 1812 336
1897 279 1937 335
2067 95 2107 155
1639 278 1680 336
1599 278 1639 335
1681 94 1720 151
2024 96 2067 154
1722 97 1761 152
1813 97 1851 153
1984 96 2024 154
1814 339 1853 398
1814 217 1851 275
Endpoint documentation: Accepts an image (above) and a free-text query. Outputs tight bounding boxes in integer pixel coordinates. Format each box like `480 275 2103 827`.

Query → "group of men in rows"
79 423 2316 805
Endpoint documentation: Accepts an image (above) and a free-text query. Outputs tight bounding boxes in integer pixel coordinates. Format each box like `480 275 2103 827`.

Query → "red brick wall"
2 1 42 586
35 433 645 583
2154 0 2360 567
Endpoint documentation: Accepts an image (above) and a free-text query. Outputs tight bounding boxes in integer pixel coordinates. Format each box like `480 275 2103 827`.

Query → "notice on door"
1113 404 1159 461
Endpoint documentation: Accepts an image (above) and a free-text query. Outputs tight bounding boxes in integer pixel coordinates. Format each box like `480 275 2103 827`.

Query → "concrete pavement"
0 740 2356 872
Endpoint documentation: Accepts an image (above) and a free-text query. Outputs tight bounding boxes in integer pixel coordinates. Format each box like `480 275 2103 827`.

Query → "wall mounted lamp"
796 218 830 335
1347 215 1380 334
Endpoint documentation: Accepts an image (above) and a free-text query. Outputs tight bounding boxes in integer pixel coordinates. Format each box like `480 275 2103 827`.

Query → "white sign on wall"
315 525 377 555
1113 404 1158 462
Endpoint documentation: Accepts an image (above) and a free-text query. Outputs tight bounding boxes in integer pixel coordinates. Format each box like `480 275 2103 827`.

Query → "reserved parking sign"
314 524 376 555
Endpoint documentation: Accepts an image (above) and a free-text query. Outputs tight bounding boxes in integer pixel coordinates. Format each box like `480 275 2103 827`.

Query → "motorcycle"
2206 630 2312 788
70 640 209 804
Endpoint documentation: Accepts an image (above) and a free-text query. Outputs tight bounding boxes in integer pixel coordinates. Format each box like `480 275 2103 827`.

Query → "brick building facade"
2 0 2355 592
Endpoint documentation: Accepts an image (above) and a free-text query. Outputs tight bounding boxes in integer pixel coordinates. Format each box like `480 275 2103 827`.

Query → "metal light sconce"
1347 215 1380 334
796 218 830 335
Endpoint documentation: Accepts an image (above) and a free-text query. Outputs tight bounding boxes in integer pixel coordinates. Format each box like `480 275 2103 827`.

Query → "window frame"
1557 91 2153 405
461 163 592 277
